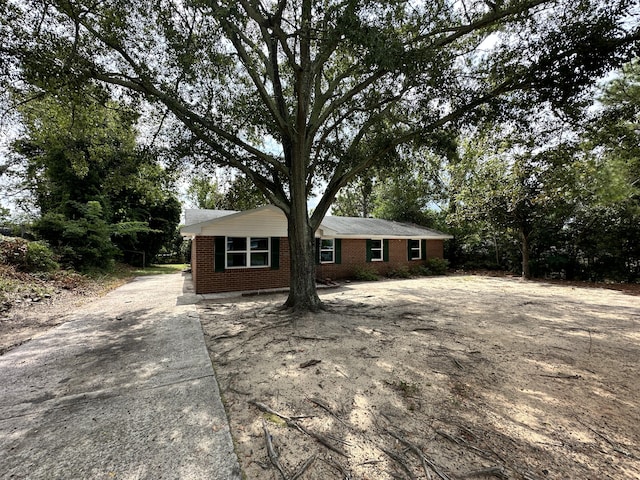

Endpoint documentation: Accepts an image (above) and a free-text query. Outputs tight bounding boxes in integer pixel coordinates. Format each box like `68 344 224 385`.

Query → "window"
226 236 270 268
370 239 383 261
320 239 335 263
409 239 422 260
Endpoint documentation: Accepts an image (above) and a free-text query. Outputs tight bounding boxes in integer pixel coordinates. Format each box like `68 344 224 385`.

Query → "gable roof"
181 205 452 239
182 205 287 237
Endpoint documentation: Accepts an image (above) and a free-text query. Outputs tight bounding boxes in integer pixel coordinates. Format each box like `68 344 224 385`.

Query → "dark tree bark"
285 209 323 311
520 227 532 279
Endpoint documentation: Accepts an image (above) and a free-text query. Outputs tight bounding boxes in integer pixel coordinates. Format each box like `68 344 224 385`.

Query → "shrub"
409 264 431 276
25 241 59 272
353 265 379 281
425 258 449 275
0 236 28 267
387 265 412 279
35 204 118 271
0 236 59 272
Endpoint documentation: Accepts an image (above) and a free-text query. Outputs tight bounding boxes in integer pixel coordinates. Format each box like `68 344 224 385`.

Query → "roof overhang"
315 230 454 240
181 205 454 240
180 205 282 238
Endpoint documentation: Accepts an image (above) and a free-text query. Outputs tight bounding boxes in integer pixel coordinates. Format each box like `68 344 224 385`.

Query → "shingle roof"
321 215 452 239
184 209 238 226
182 206 452 239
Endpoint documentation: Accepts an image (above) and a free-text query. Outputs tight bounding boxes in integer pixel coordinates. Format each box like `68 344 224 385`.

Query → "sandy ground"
199 275 640 480
0 286 105 355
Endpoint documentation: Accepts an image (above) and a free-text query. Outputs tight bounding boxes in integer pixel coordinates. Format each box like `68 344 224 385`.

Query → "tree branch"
428 0 551 49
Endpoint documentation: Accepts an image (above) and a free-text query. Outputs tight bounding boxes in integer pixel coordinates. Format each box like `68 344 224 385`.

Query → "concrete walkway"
0 273 241 480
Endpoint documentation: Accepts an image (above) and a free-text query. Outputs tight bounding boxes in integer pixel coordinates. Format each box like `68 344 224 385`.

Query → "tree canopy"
11 87 181 270
445 58 640 281
186 173 267 210
2 0 638 309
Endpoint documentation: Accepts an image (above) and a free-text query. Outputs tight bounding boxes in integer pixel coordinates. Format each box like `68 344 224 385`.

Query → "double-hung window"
319 239 335 263
409 239 422 260
370 239 383 261
226 237 270 268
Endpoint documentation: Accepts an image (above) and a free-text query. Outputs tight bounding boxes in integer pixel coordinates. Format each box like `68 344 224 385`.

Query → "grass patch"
89 263 188 281
82 263 189 294
130 264 188 276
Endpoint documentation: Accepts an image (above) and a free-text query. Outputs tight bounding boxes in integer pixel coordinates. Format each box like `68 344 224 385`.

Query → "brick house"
181 205 452 294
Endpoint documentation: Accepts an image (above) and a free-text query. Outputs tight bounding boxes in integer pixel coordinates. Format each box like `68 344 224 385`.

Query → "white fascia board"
180 226 202 237
326 234 453 240
315 226 339 237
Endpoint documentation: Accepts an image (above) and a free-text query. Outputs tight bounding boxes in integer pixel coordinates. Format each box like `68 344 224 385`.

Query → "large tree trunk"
283 117 323 311
284 206 323 312
519 227 531 279
282 6 323 312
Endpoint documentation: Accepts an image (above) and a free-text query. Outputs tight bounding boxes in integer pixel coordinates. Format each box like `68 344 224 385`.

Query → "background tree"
333 152 446 228
221 174 267 211
12 88 180 270
332 176 374 218
187 173 266 210
2 0 638 309
186 174 226 210
110 159 182 267
371 153 446 226
562 59 640 281
447 56 640 282
449 119 581 278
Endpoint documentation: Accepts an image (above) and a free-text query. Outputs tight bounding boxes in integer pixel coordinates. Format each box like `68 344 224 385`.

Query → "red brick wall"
192 236 215 292
317 238 445 281
192 236 291 294
316 238 364 280
192 236 446 294
425 239 444 259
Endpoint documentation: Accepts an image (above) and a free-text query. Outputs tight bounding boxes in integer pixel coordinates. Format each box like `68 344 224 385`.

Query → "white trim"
319 238 335 264
409 239 422 260
370 239 384 262
225 236 271 269
325 233 451 240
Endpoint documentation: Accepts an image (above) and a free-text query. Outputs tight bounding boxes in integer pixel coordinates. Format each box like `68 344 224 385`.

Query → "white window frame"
370 239 383 262
409 239 422 260
225 236 271 269
319 238 335 264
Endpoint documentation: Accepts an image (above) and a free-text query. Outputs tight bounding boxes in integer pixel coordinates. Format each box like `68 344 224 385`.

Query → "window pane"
410 240 421 259
227 252 247 267
371 249 383 260
371 239 382 249
250 252 269 266
321 239 334 249
250 237 269 251
227 237 246 251
320 251 334 263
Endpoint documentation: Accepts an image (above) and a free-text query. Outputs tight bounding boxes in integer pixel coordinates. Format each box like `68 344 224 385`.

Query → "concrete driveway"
0 273 241 480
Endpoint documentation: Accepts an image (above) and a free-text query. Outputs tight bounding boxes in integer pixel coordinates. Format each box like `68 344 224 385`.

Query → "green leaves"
10 84 181 270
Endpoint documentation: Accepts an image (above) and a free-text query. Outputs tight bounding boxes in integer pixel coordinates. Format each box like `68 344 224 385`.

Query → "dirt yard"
199 275 640 480
0 271 108 355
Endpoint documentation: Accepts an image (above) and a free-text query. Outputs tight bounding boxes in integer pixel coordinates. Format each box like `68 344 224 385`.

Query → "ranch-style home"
181 205 453 294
